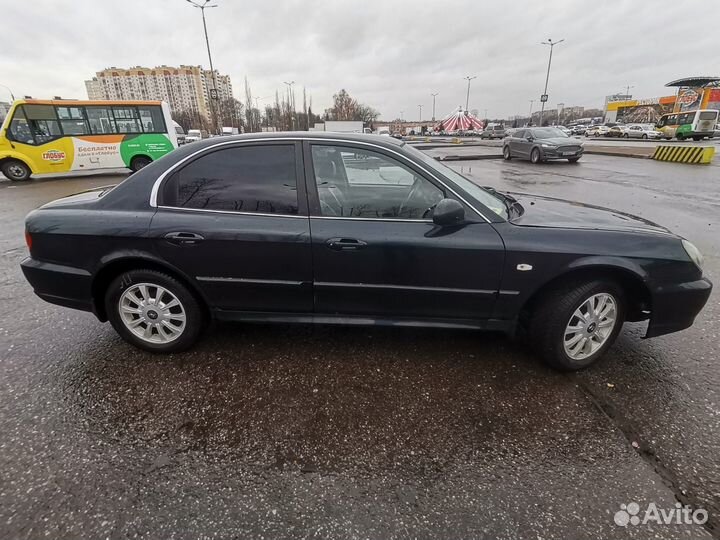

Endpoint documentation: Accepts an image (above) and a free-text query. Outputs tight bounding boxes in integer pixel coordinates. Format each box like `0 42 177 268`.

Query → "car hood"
509 193 672 235
536 137 579 146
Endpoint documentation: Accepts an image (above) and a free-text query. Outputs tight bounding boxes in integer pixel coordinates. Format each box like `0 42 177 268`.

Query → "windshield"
530 127 568 138
699 111 718 121
404 145 508 219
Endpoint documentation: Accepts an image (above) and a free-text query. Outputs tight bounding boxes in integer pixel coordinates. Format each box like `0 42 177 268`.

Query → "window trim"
303 141 446 221
149 137 493 224
156 141 307 217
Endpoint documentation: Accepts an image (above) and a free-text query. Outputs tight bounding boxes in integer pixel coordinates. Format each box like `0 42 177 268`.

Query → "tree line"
172 82 380 134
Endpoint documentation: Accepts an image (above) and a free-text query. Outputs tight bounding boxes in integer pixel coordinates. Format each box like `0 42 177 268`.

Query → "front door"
303 142 505 321
151 142 313 313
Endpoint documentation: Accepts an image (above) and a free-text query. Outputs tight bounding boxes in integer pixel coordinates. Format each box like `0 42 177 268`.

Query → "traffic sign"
540 94 548 103
210 88 219 100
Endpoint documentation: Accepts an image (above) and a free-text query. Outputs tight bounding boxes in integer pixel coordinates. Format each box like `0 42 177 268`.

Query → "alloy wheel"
563 293 617 361
118 283 186 343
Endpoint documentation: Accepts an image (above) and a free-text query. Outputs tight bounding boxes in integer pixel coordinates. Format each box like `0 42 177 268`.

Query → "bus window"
8 108 34 144
56 106 89 135
677 113 692 125
656 116 666 127
86 107 117 134
138 106 165 133
112 107 142 133
23 104 62 144
699 110 718 121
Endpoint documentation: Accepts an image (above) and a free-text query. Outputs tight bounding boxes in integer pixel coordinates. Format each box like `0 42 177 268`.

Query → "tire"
642 134 648 140
503 146 512 160
568 157 580 163
130 155 152 172
693 136 702 141
1 159 31 181
105 269 205 353
623 133 629 138
529 279 625 371
530 148 542 164
676 133 685 141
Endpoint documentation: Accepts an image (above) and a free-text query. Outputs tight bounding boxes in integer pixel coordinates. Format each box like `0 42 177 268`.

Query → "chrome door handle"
164 232 204 245
326 237 367 251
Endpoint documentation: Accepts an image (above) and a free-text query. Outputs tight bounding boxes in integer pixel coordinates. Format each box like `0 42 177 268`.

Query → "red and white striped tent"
436 107 484 132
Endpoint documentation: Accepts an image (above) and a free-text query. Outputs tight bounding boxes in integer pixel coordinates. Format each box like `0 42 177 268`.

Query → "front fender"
0 148 38 173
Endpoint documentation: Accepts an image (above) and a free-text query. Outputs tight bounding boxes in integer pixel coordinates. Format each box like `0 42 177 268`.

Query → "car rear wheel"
528 279 625 370
1 159 31 181
530 148 542 164
642 134 648 139
503 146 512 160
130 156 152 172
105 269 204 353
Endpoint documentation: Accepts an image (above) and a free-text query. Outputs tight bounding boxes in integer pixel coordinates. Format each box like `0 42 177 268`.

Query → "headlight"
541 143 556 148
682 239 704 269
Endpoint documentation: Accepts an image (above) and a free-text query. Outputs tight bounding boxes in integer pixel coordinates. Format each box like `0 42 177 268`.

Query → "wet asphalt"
0 154 718 539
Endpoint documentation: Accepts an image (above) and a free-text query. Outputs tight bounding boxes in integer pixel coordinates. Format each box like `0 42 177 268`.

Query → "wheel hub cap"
118 283 186 344
563 293 617 361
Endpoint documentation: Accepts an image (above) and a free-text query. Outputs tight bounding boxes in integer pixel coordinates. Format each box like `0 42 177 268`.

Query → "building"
0 101 10 125
84 65 233 120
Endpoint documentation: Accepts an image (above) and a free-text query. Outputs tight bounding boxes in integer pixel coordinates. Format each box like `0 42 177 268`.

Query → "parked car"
571 125 587 136
185 129 202 143
556 126 573 137
503 127 584 164
20 132 711 371
585 125 609 137
607 125 629 138
625 124 663 140
480 124 507 139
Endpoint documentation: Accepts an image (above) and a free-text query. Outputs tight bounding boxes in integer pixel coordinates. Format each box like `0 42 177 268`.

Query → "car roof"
187 131 405 149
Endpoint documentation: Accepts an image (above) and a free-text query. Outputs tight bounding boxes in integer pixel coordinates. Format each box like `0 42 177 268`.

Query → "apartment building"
84 65 233 119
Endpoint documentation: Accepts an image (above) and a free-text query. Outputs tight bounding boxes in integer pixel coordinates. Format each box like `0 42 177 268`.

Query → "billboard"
674 87 704 112
615 101 674 123
703 88 720 111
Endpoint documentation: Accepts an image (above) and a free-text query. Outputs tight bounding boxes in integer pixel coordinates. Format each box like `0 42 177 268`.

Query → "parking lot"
0 153 718 538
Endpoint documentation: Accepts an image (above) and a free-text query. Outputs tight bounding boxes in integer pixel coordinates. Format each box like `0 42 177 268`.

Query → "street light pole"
186 0 220 134
430 93 438 121
528 100 534 124
0 83 15 101
625 85 634 99
539 38 564 127
463 76 476 111
283 81 295 130
418 104 423 121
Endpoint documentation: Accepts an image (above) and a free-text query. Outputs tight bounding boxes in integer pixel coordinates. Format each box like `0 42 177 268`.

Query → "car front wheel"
105 269 204 353
530 148 542 164
529 279 625 370
1 159 31 181
503 146 512 160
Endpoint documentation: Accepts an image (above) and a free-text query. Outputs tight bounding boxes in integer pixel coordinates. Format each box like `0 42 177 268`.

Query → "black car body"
503 127 584 163
21 132 711 370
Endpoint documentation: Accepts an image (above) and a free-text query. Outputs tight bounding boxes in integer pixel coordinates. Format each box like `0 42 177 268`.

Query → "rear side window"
162 145 298 214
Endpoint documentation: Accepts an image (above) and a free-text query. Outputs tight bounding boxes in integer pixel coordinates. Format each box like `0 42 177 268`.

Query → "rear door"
303 141 505 321
509 129 525 156
151 141 313 313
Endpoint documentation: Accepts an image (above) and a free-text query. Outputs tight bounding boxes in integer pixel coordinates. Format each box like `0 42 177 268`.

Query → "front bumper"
540 147 584 160
645 277 713 338
20 257 95 314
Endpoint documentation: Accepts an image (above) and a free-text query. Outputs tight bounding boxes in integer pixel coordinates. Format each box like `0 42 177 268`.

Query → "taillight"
25 230 32 251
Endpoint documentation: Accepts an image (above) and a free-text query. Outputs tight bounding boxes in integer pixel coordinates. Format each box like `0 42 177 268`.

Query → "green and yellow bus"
0 99 178 181
655 109 719 141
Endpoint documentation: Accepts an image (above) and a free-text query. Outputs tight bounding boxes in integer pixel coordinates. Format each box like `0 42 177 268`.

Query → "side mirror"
432 198 465 227
526 135 534 141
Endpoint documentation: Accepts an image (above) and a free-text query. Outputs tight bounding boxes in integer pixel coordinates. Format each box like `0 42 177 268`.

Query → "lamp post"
283 81 295 130
463 76 476 111
624 85 634 99
528 100 534 125
418 104 423 122
538 38 564 127
0 83 15 101
431 93 438 121
186 0 220 134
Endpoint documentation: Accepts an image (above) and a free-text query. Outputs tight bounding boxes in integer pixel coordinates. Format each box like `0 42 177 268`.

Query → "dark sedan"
503 127 584 163
21 133 711 370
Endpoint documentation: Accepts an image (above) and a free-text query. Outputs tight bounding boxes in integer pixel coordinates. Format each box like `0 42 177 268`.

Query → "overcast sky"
2 0 718 121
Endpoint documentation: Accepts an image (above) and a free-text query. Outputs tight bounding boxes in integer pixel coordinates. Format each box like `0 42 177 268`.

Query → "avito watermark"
614 501 708 527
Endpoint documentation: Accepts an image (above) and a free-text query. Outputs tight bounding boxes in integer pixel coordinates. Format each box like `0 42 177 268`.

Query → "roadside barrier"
651 145 715 164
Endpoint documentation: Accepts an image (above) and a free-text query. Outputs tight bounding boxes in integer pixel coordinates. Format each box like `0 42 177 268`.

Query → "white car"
586 125 610 137
557 126 572 136
625 124 663 139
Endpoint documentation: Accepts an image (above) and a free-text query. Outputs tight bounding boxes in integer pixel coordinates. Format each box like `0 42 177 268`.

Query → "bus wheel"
1 159 31 181
693 136 702 141
130 156 152 172
676 133 685 141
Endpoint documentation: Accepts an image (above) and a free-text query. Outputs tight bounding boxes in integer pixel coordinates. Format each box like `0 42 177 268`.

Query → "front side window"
310 145 444 219
56 106 89 135
23 104 62 144
7 108 34 144
161 145 298 214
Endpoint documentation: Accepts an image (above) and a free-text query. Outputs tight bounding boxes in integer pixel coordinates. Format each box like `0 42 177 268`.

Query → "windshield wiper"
483 186 524 218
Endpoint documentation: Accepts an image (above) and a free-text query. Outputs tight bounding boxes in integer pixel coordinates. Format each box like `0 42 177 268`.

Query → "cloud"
2 0 718 120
